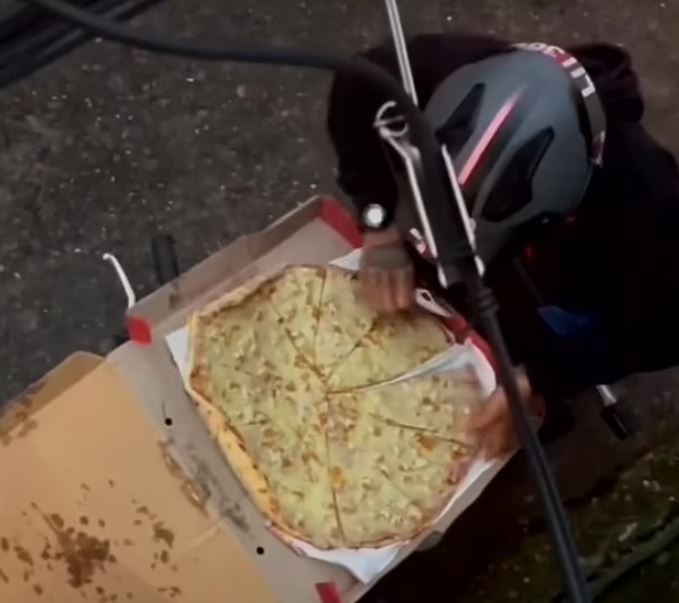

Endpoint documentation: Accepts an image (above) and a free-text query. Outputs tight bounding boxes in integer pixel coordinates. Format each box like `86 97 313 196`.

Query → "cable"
0 0 162 88
18 1 592 600
466 276 591 599
0 0 160 69
22 0 357 68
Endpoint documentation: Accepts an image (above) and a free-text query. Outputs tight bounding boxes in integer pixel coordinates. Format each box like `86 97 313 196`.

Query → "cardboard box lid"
0 352 278 603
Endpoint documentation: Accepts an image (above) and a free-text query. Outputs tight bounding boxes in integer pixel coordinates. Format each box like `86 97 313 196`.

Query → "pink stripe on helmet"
458 91 523 186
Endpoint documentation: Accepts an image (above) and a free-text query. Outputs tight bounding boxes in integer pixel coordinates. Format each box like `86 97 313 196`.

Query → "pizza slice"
190 386 342 549
314 267 380 378
225 403 342 549
366 417 471 522
328 309 452 391
326 384 475 547
187 279 342 548
192 304 331 433
187 287 278 426
192 368 341 548
325 393 428 547
262 266 326 365
190 288 295 398
355 372 482 444
190 281 321 386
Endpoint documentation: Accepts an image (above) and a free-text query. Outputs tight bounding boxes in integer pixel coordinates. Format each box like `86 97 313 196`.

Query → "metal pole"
384 0 419 106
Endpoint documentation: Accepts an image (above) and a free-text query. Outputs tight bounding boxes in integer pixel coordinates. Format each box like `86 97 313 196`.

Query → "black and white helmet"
422 43 606 265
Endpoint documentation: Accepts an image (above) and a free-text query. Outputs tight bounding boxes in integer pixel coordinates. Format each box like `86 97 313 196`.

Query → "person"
326 33 679 454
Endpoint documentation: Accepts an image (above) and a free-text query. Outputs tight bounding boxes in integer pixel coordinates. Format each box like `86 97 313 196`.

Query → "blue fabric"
538 305 600 338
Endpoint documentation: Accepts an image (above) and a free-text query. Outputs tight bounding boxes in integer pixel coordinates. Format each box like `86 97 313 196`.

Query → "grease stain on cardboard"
0 379 47 446
35 504 116 589
152 522 175 548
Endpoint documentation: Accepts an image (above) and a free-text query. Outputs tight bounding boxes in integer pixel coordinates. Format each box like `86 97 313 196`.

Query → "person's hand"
467 373 538 459
360 226 415 313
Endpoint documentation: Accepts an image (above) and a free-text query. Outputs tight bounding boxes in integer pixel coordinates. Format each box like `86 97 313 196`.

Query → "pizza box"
0 353 278 603
0 196 507 603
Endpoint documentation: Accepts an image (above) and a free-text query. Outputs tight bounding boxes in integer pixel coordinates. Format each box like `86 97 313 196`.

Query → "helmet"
422 45 606 265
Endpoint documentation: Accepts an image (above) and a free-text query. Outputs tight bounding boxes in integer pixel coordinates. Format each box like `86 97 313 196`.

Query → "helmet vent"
482 127 555 222
435 83 485 157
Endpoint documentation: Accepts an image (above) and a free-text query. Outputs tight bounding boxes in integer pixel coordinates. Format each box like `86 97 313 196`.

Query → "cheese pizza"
186 265 485 549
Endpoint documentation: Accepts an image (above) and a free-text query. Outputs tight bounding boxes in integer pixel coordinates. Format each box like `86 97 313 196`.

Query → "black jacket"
327 33 679 398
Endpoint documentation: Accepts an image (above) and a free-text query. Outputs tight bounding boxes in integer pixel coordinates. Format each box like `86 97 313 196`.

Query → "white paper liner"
164 249 504 583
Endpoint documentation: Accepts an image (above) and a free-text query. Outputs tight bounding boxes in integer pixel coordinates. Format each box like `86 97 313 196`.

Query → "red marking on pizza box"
127 315 152 345
316 581 343 603
319 197 363 249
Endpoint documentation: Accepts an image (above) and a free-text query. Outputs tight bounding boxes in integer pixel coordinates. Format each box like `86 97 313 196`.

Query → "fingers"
514 372 532 398
467 371 534 460
467 387 509 431
360 266 414 313
393 263 415 310
449 455 473 484
376 269 396 313
471 415 512 460
476 422 515 460
468 372 532 430
359 238 415 313
360 267 390 312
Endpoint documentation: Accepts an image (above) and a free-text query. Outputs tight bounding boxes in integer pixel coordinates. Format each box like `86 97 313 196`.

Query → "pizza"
186 265 485 549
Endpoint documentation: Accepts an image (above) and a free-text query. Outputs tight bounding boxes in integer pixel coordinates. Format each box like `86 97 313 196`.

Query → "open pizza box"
0 197 509 603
